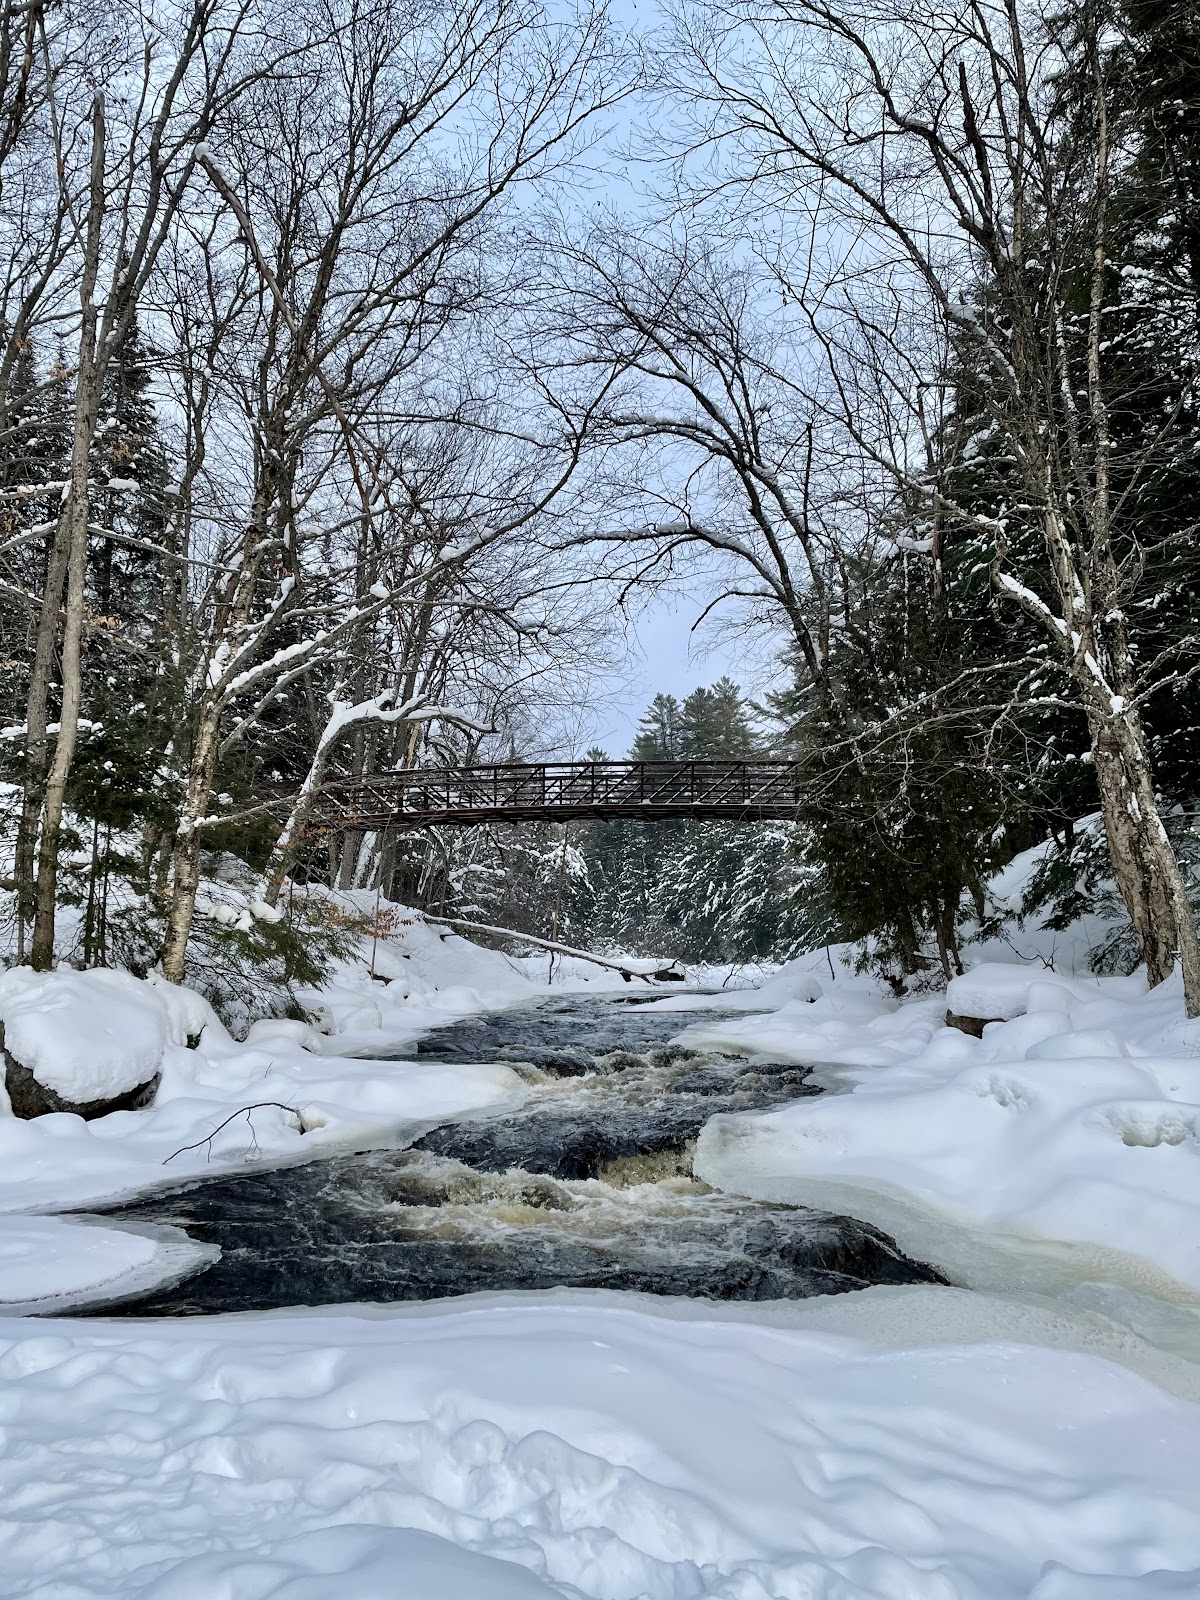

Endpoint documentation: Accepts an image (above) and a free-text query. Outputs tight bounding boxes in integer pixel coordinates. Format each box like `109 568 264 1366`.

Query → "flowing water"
89 994 941 1314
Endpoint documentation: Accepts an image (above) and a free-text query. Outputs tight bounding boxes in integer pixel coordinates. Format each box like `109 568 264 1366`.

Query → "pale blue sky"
586 593 772 754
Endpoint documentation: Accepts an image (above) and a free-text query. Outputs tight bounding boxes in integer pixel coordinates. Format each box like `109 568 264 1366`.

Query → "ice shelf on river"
688 963 1200 1356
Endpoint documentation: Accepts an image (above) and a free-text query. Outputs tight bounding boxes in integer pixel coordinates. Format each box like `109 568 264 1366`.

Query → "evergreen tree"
569 680 802 963
64 310 179 964
800 0 1200 982
631 693 682 760
69 308 177 847
0 337 70 728
778 549 1014 980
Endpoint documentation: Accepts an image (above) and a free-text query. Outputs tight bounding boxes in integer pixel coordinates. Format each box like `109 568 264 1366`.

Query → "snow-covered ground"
4 851 1200 1595
686 965 1200 1357
5 1292 1200 1599
294 893 673 1050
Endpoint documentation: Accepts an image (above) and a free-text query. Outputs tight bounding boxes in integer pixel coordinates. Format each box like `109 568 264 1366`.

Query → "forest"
6 4 1200 1594
1 0 1199 1014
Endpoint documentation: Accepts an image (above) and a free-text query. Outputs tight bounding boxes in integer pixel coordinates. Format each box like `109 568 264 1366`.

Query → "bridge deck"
308 760 800 831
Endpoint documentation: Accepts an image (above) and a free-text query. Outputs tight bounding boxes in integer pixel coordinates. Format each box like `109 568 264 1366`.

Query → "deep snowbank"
3 1296 1200 1598
692 965 1200 1350
295 900 551 1037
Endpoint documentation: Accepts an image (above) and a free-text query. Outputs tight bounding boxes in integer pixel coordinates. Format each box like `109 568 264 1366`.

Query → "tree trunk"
28 94 105 969
1090 710 1200 1014
161 701 222 983
261 742 332 906
14 512 72 963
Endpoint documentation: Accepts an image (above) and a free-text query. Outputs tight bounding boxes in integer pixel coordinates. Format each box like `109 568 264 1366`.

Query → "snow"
3 1295 1200 1598
945 962 1146 1021
299 898 670 1051
0 967 169 1101
0 905 691 1309
1 879 1200 1593
659 940 947 1068
0 1020 529 1220
676 973 946 1067
0 1217 157 1302
0 1215 216 1313
5 838 1200 1600
692 966 1200 1351
639 948 837 1012
136 1527 560 1598
0 956 533 1309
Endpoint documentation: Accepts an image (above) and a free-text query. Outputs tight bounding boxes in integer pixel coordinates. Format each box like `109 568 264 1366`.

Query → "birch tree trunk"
1074 47 1200 1012
14 511 71 963
28 95 106 970
160 697 222 984
675 0 1200 1010
259 679 349 908
1091 710 1200 1008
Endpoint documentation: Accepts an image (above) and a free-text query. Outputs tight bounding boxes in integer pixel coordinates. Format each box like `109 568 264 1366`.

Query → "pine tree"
631 693 682 760
570 681 801 962
69 310 175 835
780 551 1012 981
63 309 178 964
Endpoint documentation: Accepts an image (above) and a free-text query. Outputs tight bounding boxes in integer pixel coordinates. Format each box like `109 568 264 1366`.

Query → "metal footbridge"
309 760 801 830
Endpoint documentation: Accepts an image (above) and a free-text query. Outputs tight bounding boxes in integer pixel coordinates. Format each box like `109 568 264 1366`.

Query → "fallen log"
427 915 684 984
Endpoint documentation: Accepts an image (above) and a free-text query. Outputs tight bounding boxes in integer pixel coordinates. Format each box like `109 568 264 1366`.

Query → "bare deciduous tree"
153 0 632 979
655 0 1200 1009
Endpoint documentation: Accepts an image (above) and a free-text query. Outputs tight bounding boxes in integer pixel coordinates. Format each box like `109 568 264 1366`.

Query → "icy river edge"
5 968 1200 1400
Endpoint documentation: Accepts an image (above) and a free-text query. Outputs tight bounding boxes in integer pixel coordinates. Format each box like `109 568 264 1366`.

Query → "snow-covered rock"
0 967 168 1118
0 1029 530 1226
144 970 226 1045
946 963 1147 1023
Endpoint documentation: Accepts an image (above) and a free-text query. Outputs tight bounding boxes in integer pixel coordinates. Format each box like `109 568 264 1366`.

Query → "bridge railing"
306 760 801 831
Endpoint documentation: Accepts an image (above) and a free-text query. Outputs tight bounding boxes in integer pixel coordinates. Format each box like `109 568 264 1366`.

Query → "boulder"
945 1010 1001 1039
0 968 168 1121
1 1029 160 1120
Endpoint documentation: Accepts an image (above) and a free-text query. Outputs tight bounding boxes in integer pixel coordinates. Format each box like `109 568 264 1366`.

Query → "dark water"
87 995 941 1315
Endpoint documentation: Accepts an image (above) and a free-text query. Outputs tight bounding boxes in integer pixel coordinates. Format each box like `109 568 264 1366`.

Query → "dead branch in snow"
162 1102 308 1164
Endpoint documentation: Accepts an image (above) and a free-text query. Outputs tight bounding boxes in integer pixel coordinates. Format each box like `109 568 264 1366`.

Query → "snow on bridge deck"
307 760 802 830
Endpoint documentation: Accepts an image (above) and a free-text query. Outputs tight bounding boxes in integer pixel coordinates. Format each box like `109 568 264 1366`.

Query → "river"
86 993 940 1314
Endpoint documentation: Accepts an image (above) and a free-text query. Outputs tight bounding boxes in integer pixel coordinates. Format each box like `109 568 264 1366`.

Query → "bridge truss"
307 760 802 832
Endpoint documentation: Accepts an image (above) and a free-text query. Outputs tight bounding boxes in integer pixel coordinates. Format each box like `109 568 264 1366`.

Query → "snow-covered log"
429 915 684 982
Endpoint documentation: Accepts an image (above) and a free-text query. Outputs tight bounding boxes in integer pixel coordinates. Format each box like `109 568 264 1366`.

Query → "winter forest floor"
3 871 1200 1595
